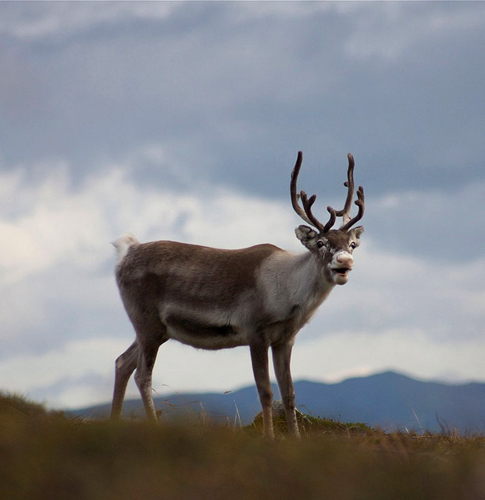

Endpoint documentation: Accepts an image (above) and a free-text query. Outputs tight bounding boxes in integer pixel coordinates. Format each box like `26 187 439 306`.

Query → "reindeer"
110 151 365 438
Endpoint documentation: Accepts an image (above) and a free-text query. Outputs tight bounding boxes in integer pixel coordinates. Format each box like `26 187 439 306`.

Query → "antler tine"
290 151 333 232
341 185 365 231
332 153 355 225
300 191 325 233
323 206 337 232
290 152 314 227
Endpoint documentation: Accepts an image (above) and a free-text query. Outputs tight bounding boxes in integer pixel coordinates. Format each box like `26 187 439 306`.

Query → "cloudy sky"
1 2 485 411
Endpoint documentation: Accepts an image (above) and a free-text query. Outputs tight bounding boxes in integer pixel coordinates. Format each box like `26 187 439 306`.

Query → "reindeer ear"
348 226 364 248
349 226 364 240
295 225 319 250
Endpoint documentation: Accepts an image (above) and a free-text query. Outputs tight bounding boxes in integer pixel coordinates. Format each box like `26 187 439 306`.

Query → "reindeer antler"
332 154 365 231
332 154 355 225
341 185 365 231
290 151 365 233
291 152 335 233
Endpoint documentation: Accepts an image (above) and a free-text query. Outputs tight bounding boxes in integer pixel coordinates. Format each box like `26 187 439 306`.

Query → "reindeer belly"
163 311 249 350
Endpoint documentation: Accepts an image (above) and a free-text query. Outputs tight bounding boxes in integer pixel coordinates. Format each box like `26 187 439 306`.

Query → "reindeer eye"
317 240 325 249
350 242 357 250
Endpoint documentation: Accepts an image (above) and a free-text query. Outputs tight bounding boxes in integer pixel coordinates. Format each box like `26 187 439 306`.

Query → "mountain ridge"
71 371 485 433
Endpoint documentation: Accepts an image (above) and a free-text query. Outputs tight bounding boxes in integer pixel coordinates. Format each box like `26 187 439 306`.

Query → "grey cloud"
1 2 484 197
366 182 485 262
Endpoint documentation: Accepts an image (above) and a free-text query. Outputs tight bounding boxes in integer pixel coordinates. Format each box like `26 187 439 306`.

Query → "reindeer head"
291 152 365 285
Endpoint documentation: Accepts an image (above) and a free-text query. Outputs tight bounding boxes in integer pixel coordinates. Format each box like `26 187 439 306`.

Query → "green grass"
1 392 485 500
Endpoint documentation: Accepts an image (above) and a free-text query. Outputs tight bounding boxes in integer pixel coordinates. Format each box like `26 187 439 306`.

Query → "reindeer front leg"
250 342 274 439
272 341 300 437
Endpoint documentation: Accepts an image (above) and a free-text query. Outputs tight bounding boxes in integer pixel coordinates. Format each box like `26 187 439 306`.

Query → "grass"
1 392 485 500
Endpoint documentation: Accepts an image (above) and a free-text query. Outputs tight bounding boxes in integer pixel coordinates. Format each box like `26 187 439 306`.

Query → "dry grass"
1 392 485 500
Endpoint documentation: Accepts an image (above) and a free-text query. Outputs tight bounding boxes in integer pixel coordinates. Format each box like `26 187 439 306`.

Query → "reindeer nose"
336 253 353 266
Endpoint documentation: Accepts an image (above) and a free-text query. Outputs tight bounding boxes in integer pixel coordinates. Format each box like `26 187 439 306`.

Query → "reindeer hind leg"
133 323 168 423
110 340 139 420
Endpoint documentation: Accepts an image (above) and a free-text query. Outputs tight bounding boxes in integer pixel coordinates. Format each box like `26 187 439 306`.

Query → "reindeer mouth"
332 267 352 276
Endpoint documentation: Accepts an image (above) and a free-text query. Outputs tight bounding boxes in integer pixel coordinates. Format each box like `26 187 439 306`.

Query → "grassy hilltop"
1 392 485 500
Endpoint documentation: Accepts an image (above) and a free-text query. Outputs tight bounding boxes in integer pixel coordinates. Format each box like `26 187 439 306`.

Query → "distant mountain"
72 371 485 434
293 371 485 433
